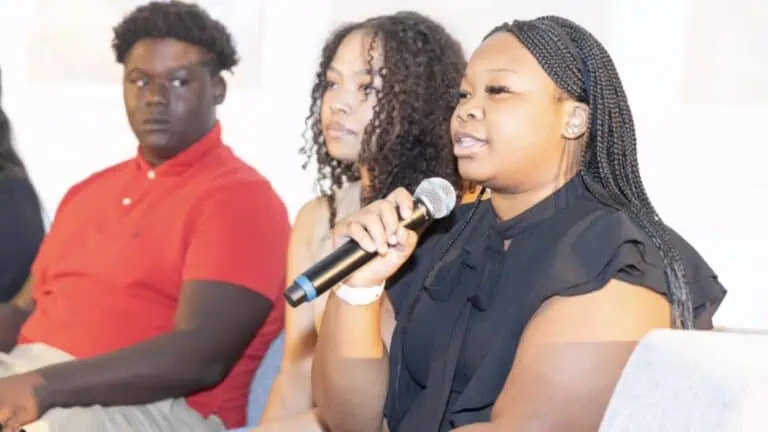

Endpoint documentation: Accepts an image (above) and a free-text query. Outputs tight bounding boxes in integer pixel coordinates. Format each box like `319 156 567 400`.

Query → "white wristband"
334 281 385 305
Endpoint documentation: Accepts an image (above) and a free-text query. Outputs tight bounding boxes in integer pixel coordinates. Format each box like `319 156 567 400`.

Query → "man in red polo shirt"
0 2 288 431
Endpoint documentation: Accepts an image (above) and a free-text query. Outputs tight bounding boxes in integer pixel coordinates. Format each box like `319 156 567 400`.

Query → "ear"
561 102 589 140
213 75 227 105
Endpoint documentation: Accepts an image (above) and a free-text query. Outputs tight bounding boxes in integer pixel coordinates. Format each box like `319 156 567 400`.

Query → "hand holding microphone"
332 187 421 289
284 178 456 307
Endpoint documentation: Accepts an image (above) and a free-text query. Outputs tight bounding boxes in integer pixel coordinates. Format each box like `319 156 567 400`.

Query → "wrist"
334 281 385 306
29 371 53 414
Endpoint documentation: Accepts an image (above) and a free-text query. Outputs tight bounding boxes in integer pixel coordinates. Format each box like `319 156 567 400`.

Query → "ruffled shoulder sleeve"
539 208 726 327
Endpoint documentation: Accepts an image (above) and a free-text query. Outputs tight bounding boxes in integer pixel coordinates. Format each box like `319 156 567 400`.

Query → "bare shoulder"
293 196 332 246
300 194 331 217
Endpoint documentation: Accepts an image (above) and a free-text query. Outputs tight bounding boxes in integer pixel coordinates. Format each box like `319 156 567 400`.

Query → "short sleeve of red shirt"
181 179 290 303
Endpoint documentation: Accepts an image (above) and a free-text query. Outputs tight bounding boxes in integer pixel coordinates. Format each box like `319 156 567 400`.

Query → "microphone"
284 177 457 308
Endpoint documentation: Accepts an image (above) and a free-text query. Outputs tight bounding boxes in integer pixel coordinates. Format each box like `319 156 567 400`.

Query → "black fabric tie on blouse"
411 230 505 430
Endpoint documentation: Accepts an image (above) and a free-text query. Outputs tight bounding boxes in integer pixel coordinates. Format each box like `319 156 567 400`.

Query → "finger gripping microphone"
284 177 457 308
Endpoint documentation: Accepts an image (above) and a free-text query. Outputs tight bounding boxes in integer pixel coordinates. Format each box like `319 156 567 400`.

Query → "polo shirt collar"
135 121 223 175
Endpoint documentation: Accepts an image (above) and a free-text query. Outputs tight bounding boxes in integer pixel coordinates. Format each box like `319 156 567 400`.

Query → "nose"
326 85 358 115
330 100 350 115
455 99 483 123
143 80 169 106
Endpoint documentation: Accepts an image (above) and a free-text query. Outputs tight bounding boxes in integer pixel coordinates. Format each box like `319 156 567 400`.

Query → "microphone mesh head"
414 177 457 219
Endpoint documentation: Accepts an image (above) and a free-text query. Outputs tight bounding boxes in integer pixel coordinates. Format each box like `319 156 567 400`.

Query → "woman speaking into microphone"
312 15 727 432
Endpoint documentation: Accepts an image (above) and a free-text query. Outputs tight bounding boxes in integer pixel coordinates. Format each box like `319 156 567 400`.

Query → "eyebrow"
125 59 212 76
461 67 520 81
488 67 519 74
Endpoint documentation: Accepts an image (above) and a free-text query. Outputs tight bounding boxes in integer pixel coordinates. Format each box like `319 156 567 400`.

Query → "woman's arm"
261 199 326 423
263 195 399 429
453 279 671 432
312 188 419 432
313 292 389 432
254 408 327 431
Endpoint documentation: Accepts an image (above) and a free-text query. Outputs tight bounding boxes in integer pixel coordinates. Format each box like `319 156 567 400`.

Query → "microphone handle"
284 200 432 308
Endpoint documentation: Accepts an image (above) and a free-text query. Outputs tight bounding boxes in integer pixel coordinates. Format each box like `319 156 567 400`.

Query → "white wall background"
0 0 765 329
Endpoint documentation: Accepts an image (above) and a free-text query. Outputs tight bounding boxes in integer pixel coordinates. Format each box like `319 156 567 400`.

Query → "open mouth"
453 131 488 154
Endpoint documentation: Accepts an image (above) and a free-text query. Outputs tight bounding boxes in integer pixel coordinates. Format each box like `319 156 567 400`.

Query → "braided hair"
111 1 239 74
302 12 467 226
482 17 693 328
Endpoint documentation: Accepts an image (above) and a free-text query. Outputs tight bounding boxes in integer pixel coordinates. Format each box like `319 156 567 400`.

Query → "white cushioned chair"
599 328 768 432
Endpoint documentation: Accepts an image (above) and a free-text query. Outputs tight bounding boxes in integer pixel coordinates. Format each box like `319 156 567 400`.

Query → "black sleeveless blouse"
383 176 727 431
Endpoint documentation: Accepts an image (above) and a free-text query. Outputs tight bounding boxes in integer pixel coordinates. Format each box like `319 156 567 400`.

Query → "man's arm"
37 179 291 411
36 280 272 410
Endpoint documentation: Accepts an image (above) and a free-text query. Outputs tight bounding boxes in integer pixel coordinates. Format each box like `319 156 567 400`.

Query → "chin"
140 135 172 149
325 141 360 162
457 158 493 185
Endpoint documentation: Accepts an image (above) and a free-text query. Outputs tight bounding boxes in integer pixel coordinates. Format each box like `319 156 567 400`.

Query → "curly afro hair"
111 1 238 73
301 11 468 226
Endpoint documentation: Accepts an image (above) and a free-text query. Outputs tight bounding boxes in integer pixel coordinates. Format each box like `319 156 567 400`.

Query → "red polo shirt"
20 123 288 428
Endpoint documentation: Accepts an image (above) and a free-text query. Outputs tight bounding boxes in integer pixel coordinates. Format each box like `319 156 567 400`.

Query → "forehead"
124 38 208 73
329 29 384 73
467 32 542 76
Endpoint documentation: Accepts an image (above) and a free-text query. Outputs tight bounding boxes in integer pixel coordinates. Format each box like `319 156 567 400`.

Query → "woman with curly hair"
258 11 468 431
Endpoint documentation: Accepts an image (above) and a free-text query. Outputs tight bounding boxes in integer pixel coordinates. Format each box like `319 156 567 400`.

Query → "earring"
566 109 586 138
566 120 581 138
566 123 579 137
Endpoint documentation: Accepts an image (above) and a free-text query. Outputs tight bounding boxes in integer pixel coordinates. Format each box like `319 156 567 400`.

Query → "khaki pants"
0 343 226 432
